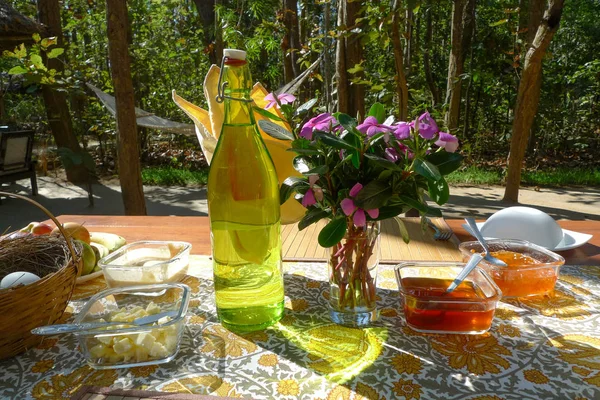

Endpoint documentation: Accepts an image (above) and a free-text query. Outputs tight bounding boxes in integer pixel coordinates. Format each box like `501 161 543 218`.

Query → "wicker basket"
0 192 81 360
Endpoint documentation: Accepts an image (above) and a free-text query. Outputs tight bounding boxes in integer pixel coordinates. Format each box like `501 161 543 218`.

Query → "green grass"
141 166 208 186
141 165 600 188
447 166 600 187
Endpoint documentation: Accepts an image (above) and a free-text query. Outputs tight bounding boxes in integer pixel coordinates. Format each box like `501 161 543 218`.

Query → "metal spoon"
465 217 508 267
31 310 178 336
446 253 484 293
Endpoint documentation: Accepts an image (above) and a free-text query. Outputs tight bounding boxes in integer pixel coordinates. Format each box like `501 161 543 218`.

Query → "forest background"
1 0 599 209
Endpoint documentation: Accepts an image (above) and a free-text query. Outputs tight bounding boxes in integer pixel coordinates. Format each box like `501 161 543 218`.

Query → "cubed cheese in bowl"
74 283 190 369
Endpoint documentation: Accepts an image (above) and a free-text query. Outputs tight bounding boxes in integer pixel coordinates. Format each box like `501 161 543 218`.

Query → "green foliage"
2 0 598 184
141 166 209 186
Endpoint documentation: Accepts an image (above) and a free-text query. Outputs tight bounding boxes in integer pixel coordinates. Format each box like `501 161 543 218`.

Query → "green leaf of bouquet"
315 131 356 150
318 217 347 248
306 165 329 175
257 120 294 141
368 131 386 146
336 113 357 132
426 152 463 175
280 104 294 116
414 158 442 181
427 178 449 205
367 103 385 124
394 217 411 244
425 206 443 217
295 98 318 116
280 177 308 204
364 153 402 171
372 204 406 220
398 195 428 213
354 181 392 210
299 208 329 231
287 147 320 155
253 106 284 122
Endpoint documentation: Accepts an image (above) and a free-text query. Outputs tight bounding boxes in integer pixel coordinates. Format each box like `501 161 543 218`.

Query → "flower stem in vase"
328 221 380 327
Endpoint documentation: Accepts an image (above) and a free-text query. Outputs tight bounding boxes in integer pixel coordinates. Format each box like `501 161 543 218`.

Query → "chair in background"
0 129 38 201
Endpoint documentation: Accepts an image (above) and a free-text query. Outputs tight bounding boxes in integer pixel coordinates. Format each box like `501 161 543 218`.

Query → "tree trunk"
323 1 333 112
37 0 87 183
391 0 409 121
193 0 222 66
404 8 413 76
444 0 476 132
503 0 565 203
282 0 302 83
335 0 365 119
423 1 440 105
107 0 147 215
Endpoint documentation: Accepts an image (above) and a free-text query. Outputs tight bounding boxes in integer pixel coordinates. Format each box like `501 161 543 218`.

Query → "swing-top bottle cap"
223 49 247 61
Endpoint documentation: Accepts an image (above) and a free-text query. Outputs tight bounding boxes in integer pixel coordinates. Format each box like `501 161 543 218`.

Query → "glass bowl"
99 241 191 288
458 239 565 298
74 283 190 369
394 262 502 334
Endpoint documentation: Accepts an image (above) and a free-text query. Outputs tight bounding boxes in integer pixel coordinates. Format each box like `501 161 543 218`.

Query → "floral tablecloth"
1 257 599 400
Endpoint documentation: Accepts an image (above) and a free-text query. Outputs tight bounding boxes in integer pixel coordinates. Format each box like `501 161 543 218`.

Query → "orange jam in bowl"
458 240 565 298
395 263 502 335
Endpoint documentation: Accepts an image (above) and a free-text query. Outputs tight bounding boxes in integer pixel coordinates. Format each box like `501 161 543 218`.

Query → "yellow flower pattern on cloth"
3 263 600 399
31 360 54 374
431 334 511 375
518 289 591 319
277 379 300 396
200 325 258 358
523 369 550 384
393 379 422 400
547 334 600 387
162 375 241 397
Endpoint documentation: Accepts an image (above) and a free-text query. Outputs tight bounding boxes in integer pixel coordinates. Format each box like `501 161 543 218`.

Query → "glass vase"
327 221 381 327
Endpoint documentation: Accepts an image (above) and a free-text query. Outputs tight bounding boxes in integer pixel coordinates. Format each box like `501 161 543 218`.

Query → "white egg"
481 206 563 249
0 271 41 289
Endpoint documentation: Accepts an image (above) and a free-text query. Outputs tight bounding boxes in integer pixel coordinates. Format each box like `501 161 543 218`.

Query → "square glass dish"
99 241 191 288
458 239 565 298
395 262 502 334
74 283 190 369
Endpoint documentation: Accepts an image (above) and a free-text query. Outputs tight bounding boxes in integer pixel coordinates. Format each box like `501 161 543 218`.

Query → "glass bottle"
207 49 284 332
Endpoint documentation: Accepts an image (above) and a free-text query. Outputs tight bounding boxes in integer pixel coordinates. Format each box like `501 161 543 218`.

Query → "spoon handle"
465 218 490 253
32 322 121 335
446 253 484 293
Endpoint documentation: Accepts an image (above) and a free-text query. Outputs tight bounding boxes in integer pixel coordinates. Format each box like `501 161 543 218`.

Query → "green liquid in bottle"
207 53 284 332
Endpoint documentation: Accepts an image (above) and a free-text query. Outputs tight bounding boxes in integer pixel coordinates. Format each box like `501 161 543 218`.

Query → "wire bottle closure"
215 56 254 104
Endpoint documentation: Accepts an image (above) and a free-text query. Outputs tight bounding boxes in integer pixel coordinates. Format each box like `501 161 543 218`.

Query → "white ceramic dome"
480 206 563 249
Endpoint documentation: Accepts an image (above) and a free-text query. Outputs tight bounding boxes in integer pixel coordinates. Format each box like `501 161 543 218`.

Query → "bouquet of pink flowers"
258 101 462 247
258 98 462 320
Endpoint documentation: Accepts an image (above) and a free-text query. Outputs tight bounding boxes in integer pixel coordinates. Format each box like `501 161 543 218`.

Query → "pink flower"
356 116 393 137
300 113 341 140
264 92 296 110
302 188 316 207
435 131 459 153
340 183 379 227
415 112 439 139
301 175 323 207
393 122 411 140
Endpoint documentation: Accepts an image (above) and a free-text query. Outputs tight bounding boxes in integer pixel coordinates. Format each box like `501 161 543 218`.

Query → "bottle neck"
222 60 254 125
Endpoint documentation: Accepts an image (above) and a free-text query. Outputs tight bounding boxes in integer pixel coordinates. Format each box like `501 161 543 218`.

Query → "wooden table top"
52 215 600 266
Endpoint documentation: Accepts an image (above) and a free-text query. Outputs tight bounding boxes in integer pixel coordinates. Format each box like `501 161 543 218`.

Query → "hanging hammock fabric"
87 83 195 136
